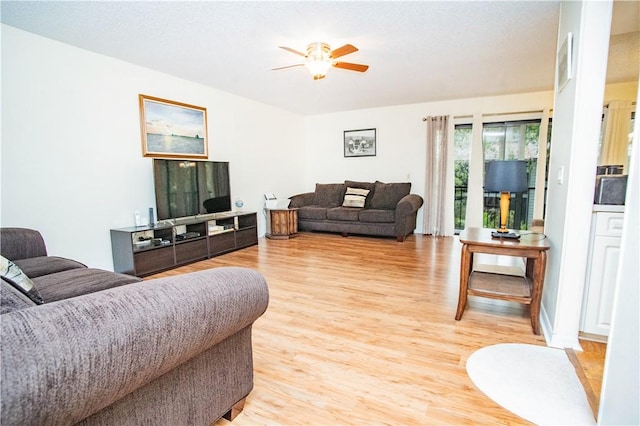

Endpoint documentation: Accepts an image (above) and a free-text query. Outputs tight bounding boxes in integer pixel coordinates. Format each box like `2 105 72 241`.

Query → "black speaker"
148 207 155 226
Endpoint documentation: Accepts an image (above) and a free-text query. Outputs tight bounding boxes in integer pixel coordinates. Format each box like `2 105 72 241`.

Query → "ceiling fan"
273 42 369 80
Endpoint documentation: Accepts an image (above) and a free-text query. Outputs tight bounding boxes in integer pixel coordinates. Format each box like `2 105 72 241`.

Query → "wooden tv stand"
110 211 258 277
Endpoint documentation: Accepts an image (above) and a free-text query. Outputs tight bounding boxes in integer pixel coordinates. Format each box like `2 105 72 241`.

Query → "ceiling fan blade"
279 46 307 57
272 64 305 71
333 62 369 72
329 44 358 59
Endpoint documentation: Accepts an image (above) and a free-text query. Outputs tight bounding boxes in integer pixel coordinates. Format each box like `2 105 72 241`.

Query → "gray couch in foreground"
1 228 269 425
289 180 424 242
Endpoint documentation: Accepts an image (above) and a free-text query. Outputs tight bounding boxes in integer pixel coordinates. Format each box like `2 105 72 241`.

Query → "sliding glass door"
454 119 551 233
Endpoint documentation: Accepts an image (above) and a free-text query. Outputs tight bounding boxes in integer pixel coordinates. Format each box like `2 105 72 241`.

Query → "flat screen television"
153 159 231 221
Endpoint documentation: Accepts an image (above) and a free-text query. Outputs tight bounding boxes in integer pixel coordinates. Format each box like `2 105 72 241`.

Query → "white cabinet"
580 210 624 338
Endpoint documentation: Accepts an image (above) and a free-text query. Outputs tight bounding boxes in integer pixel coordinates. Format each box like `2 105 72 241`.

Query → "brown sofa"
1 228 269 425
289 180 424 242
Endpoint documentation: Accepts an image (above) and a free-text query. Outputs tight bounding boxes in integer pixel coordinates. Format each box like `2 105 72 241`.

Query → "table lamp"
484 160 528 238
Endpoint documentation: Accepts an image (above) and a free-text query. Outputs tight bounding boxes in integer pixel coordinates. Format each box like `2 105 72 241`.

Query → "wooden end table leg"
455 244 471 321
529 251 547 335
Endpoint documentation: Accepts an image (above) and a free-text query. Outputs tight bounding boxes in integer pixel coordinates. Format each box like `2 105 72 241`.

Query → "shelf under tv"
110 211 258 277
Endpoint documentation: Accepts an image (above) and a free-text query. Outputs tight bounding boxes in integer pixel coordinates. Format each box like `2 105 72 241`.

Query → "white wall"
1 25 304 270
541 1 613 349
303 92 557 233
598 86 640 425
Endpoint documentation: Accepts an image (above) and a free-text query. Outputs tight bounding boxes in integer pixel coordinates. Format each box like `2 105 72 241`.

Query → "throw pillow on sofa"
342 187 370 208
344 180 376 208
0 255 44 304
312 183 345 207
369 181 411 210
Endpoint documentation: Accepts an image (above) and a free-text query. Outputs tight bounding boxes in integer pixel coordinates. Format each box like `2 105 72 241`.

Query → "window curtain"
601 100 634 171
423 115 453 236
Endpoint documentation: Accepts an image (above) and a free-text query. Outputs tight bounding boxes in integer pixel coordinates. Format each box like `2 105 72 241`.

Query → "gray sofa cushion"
1 279 36 314
359 209 396 223
327 207 361 221
297 206 329 220
312 184 345 207
33 268 142 302
14 256 86 279
369 181 411 210
344 180 376 208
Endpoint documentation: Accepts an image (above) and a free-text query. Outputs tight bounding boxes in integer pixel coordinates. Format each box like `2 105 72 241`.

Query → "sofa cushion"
297 206 329 221
342 187 370 208
369 181 411 210
359 209 396 223
1 278 37 313
13 256 87 279
312 184 345 207
0 256 45 304
344 180 376 208
327 207 361 221
33 268 142 302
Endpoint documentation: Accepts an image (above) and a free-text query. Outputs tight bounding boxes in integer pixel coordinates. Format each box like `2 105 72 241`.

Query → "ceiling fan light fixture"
305 59 331 79
305 42 331 80
274 41 368 80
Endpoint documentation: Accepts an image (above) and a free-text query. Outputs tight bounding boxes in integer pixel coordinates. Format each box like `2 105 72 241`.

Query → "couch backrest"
312 184 346 207
369 181 411 210
0 228 48 261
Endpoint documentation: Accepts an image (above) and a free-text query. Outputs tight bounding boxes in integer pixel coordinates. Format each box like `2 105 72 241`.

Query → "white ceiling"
2 1 638 115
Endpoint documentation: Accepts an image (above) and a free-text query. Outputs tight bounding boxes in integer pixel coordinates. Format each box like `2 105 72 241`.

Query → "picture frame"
139 94 208 159
344 128 376 157
557 32 572 93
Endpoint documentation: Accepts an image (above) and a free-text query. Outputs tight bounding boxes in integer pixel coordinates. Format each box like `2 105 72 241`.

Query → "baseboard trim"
540 302 582 350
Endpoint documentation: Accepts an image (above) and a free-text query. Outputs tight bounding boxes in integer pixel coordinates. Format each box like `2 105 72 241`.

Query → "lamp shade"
484 160 528 193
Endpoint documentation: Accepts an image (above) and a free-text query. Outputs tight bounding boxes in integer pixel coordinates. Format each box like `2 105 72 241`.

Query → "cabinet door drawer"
581 236 621 335
209 232 236 256
175 239 208 264
236 228 258 248
594 212 624 237
134 247 175 276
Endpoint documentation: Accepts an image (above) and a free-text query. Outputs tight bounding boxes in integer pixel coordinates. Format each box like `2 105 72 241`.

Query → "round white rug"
466 343 595 425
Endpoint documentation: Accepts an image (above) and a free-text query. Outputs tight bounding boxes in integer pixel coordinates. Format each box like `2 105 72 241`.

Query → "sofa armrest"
1 267 269 425
0 228 48 260
289 192 315 208
394 194 424 241
395 194 424 218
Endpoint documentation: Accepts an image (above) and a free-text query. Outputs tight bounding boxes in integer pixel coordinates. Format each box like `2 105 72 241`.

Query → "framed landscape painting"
139 94 208 159
344 128 376 157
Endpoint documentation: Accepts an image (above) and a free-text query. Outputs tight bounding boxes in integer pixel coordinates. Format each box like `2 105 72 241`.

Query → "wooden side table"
265 208 298 240
455 227 550 334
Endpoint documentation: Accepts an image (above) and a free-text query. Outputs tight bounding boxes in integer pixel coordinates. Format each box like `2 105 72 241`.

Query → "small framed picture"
139 94 208 159
557 32 572 93
344 128 376 157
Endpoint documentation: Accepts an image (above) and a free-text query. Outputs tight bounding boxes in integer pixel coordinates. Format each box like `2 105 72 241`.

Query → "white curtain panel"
601 100 634 171
423 115 452 236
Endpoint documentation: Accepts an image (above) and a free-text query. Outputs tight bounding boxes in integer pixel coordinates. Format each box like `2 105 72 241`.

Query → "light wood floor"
568 339 607 419
148 232 603 425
